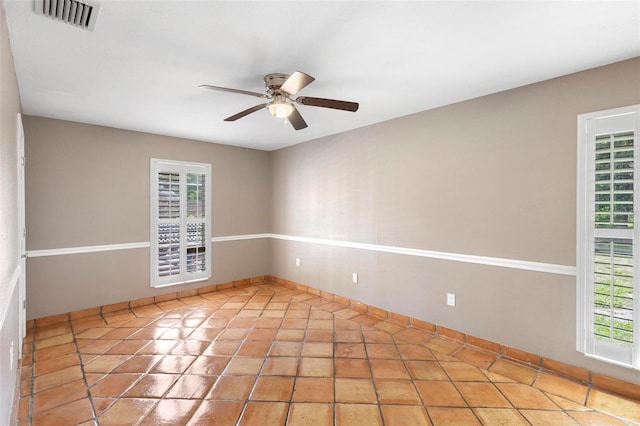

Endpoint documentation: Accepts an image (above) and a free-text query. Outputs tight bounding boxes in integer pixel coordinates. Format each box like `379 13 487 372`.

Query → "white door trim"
17 113 26 356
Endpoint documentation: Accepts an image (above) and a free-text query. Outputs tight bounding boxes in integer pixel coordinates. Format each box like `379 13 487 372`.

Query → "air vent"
35 0 100 31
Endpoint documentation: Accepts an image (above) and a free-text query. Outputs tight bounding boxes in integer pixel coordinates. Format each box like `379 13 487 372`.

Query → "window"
150 159 211 288
577 105 639 369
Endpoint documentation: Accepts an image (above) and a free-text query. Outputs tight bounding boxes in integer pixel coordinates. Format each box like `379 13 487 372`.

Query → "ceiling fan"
199 71 359 130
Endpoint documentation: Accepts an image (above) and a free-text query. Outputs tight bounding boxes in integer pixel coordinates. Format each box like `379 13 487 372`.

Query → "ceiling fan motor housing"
264 73 290 94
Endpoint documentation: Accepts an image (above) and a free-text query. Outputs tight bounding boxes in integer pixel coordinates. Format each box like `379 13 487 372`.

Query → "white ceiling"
4 1 639 151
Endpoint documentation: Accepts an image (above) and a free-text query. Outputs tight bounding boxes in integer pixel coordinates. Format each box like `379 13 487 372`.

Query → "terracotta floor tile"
34 342 77 362
440 361 488 382
224 356 265 375
203 340 241 356
34 353 80 376
335 378 377 403
335 330 364 343
405 360 448 381
396 344 436 361
31 397 94 426
34 333 75 351
366 343 402 359
533 371 589 404
587 389 640 423
32 379 88 414
424 337 463 355
414 380 467 407
123 373 178 398
247 328 278 341
105 339 150 355
489 359 538 385
186 355 231 375
238 401 289 426
545 393 592 411
310 309 336 319
299 357 333 377
136 339 178 355
270 341 303 357
251 376 295 401
170 340 209 355
151 354 197 374
33 365 84 393
206 375 256 400
374 379 422 404
453 346 497 370
101 327 139 340
111 355 162 374
374 320 405 335
567 410 628 425
370 359 411 379
336 403 383 426
455 382 512 408
164 374 217 399
472 408 529 425
335 358 372 378
292 377 334 403
496 382 561 410
261 357 299 376
363 330 395 344
99 398 157 425
234 341 269 357
305 329 334 342
89 373 141 397
288 403 334 426
276 329 306 341
301 342 333 357
335 342 367 358
392 328 431 345
381 405 431 426
519 409 580 425
351 313 382 327
83 354 129 374
139 399 200 426
427 407 480 425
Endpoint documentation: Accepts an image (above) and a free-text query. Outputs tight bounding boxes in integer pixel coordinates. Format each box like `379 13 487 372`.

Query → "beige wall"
0 0 23 423
24 117 271 318
270 58 640 384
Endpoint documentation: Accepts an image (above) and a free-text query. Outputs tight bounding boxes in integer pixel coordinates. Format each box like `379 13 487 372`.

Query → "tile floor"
15 283 640 425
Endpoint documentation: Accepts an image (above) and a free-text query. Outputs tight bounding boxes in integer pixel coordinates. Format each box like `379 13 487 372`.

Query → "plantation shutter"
579 106 640 368
151 159 211 287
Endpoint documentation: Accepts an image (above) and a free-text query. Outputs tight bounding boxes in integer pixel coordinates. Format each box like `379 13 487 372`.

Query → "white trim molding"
270 234 576 276
0 265 21 331
28 242 150 258
26 233 576 276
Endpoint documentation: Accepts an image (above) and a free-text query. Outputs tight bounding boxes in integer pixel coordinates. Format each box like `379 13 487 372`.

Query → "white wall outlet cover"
447 293 456 307
295 258 300 267
352 273 358 283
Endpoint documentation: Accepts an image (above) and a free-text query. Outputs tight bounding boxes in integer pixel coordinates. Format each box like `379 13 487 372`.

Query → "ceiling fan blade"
287 107 308 130
296 96 359 112
224 104 266 121
280 71 315 95
199 84 268 99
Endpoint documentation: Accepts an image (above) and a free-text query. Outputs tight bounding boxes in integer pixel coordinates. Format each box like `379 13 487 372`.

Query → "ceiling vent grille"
35 0 100 31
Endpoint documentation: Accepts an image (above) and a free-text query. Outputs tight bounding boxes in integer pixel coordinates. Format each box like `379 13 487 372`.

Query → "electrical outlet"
352 273 358 283
9 341 14 371
295 258 300 267
447 293 456 307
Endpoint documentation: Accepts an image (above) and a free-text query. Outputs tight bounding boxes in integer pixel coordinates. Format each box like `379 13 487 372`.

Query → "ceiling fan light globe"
268 95 294 118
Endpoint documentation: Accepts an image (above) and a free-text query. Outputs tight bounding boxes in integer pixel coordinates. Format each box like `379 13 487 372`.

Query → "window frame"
150 158 212 288
577 104 640 370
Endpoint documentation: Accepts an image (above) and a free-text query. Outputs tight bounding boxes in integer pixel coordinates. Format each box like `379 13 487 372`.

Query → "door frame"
17 113 26 356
